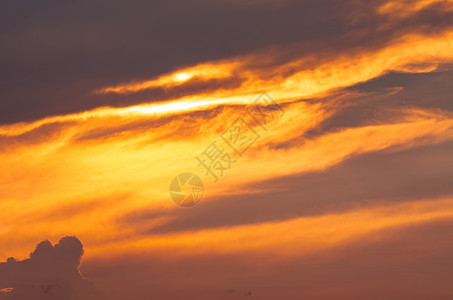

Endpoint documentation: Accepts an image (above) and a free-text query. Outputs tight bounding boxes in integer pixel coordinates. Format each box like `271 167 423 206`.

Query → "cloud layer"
0 237 102 300
2 0 453 299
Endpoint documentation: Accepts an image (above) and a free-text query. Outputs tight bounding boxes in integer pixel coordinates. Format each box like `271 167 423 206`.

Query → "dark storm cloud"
2 0 453 124
0 236 103 300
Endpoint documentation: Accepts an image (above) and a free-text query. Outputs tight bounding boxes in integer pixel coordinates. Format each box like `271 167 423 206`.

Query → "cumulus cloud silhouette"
0 236 103 300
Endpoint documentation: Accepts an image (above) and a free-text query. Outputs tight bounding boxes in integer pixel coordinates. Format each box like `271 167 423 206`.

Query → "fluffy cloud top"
0 236 103 300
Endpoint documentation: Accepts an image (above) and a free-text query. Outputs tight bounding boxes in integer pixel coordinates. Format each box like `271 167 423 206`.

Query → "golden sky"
1 0 453 299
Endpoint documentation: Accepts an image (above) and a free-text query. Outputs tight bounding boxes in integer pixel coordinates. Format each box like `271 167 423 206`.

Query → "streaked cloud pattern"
1 0 453 299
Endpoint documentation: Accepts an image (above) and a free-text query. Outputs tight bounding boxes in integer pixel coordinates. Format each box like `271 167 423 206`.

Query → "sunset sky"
1 0 453 299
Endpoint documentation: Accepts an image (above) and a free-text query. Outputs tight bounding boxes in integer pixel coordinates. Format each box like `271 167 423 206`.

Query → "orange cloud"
86 197 453 262
1 95 453 260
2 0 453 268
